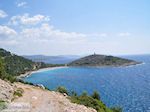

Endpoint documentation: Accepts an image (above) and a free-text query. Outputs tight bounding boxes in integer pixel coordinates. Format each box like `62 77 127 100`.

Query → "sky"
0 0 149 55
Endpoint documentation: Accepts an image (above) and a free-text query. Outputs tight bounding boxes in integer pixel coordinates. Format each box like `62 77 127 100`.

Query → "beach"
18 66 67 79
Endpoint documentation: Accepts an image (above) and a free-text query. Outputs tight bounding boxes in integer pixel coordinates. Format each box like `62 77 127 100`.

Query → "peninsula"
68 54 140 67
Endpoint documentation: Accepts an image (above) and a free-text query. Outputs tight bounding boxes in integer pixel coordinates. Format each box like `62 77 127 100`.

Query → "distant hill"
23 55 81 64
68 54 140 67
0 48 47 76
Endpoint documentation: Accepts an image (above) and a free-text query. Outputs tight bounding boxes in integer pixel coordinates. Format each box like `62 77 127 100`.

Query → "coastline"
68 61 142 68
18 66 67 79
18 61 142 79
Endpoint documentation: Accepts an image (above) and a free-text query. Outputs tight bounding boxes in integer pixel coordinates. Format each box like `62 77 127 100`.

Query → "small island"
68 54 140 67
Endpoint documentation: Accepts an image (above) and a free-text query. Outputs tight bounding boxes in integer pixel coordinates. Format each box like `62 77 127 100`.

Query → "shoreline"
18 66 67 79
68 61 143 68
18 62 143 79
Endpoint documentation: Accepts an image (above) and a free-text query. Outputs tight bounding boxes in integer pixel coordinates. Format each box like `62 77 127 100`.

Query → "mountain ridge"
23 55 81 64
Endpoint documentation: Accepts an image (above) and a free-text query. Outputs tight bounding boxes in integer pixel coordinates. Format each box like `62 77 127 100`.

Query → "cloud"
0 10 7 18
118 32 131 37
20 23 86 42
9 13 50 25
17 2 27 7
89 33 108 37
0 23 88 54
2 12 142 55
0 25 17 39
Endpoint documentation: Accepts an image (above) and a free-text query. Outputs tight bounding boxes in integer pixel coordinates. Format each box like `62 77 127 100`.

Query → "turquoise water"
23 55 150 112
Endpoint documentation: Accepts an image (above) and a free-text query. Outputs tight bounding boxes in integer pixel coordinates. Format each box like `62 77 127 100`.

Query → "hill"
23 55 80 64
0 48 47 76
68 54 140 67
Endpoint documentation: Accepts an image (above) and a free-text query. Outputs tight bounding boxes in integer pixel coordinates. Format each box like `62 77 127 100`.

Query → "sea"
23 55 150 112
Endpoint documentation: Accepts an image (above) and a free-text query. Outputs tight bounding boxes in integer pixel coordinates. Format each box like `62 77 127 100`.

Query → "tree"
56 86 68 95
111 107 122 112
0 57 6 79
81 91 87 97
91 91 100 100
71 91 77 96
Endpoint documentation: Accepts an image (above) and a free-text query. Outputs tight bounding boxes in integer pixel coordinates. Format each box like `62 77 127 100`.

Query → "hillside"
23 55 80 64
68 54 140 67
0 82 97 112
0 48 47 76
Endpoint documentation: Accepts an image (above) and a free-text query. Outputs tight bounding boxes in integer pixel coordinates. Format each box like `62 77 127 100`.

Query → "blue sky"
0 0 149 55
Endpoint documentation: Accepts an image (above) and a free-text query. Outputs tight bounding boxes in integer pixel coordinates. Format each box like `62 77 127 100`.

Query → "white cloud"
89 33 108 37
0 25 17 39
2 13 146 55
0 23 87 48
0 10 7 18
9 13 50 25
20 23 86 42
118 32 131 37
17 2 27 7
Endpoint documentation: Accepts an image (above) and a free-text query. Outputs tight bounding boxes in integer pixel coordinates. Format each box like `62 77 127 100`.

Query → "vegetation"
0 48 45 76
70 90 77 96
0 48 65 76
110 107 122 112
55 86 122 112
0 48 64 83
0 100 7 110
14 88 24 97
0 56 16 82
56 86 68 95
0 57 6 79
91 91 100 100
69 91 111 112
68 54 139 67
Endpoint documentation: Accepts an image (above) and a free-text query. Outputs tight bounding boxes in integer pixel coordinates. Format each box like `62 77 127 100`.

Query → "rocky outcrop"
1 82 96 112
0 79 15 102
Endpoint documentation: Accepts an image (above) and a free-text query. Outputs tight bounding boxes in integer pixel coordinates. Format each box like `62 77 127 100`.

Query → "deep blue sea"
23 55 150 112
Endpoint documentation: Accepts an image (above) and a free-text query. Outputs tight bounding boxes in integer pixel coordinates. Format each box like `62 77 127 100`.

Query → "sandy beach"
18 66 68 79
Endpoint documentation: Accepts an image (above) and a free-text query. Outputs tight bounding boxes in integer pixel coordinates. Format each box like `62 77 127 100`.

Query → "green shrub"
69 90 122 112
70 91 77 96
70 94 112 112
81 91 87 97
91 91 100 100
0 100 7 110
56 86 68 95
14 88 24 97
111 107 122 112
0 56 17 83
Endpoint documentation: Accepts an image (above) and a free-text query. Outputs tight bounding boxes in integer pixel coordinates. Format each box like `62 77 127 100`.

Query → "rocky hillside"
0 79 15 102
0 80 96 112
68 54 140 67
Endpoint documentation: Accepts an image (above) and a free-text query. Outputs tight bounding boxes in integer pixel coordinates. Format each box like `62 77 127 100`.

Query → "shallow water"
23 55 150 112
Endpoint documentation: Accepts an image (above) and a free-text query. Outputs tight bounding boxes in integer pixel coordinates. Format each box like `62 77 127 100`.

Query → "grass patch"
0 100 7 110
14 88 24 97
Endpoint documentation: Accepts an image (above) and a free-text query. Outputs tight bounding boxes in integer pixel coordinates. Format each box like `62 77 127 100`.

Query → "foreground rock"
0 79 15 102
2 82 96 112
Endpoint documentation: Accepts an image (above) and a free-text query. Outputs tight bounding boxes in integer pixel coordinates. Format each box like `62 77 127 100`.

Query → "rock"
63 93 68 97
0 79 15 102
35 84 45 89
